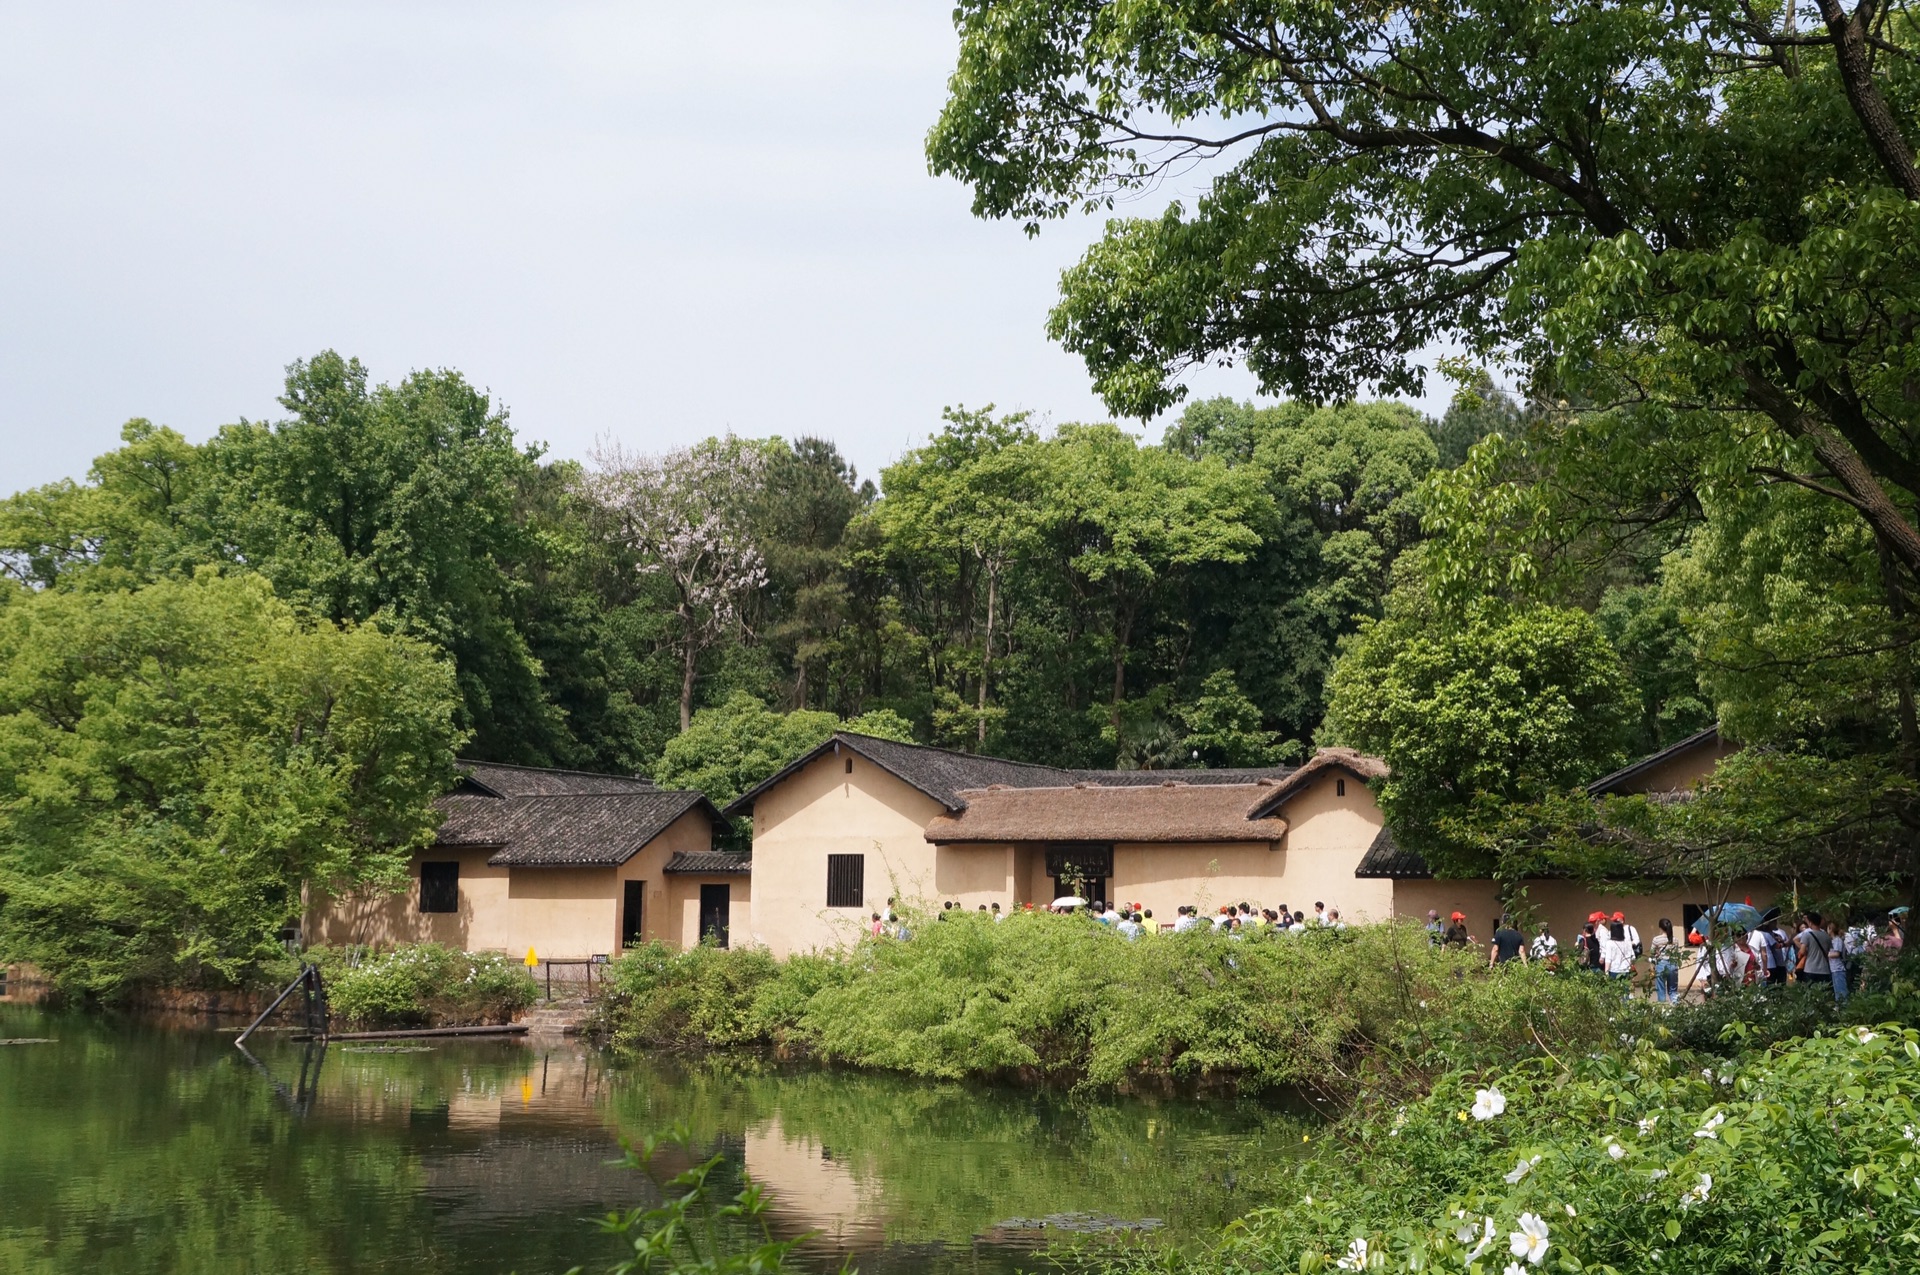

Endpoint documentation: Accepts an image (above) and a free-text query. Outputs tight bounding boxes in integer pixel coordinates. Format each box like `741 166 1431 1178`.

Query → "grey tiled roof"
434 787 725 867
1354 827 1431 879
1072 766 1296 786
459 759 656 798
663 851 752 875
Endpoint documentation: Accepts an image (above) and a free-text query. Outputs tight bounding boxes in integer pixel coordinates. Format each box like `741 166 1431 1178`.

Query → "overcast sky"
0 2 1445 492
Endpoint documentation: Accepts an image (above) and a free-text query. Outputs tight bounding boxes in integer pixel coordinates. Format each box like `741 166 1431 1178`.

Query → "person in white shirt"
1116 913 1144 940
1530 925 1559 961
1613 911 1641 955
1312 902 1328 926
1746 928 1771 981
1600 921 1637 980
1172 905 1200 933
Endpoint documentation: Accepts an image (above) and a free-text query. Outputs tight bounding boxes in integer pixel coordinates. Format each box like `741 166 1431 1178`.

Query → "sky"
0 1 1447 493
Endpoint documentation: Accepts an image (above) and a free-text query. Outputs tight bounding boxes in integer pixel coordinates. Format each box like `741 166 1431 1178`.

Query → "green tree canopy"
652 692 915 811
1325 594 1639 877
0 573 462 996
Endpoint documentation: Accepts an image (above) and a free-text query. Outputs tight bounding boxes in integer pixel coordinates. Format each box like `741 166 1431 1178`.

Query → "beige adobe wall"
1390 875 1787 948
613 809 724 949
310 808 727 959
306 847 508 950
1271 773 1396 921
931 843 1016 909
748 750 944 955
662 875 753 947
1109 841 1284 918
1615 737 1741 794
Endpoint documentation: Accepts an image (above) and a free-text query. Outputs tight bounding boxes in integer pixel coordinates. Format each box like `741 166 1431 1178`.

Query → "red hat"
1588 911 1606 923
1449 911 1465 920
1611 911 1625 921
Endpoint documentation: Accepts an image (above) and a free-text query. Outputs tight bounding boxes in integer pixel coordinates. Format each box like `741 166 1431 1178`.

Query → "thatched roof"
724 731 1297 817
1247 748 1389 818
924 782 1288 844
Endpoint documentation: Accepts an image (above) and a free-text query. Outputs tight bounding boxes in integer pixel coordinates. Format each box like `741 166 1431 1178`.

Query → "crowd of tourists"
863 894 1911 1005
1421 905 1910 1004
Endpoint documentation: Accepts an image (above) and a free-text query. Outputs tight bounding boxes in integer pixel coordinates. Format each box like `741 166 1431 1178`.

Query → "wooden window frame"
825 853 865 909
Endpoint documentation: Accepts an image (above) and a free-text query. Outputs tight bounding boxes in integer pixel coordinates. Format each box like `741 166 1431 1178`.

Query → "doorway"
622 880 644 949
699 884 731 949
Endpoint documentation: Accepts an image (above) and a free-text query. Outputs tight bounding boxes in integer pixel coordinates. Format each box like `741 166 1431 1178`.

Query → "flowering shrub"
322 943 535 1027
1111 1026 1920 1273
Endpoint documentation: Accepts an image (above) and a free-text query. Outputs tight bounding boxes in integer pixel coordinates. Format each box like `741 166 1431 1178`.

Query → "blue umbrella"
1691 902 1764 937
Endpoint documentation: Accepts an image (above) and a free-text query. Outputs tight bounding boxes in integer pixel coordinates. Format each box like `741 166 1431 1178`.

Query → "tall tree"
0 574 461 996
929 3 1920 583
585 436 769 732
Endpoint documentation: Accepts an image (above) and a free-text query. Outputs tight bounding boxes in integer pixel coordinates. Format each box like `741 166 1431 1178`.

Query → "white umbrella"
1051 896 1088 909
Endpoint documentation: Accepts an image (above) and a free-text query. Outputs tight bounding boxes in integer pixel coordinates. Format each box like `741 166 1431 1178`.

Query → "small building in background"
305 760 744 960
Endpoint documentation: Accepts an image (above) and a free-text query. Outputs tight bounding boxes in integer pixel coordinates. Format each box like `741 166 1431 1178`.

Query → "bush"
321 943 536 1028
596 916 1651 1099
1100 1025 1920 1274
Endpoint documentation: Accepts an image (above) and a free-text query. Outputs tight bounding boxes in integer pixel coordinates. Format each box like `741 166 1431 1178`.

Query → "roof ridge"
459 758 654 783
836 732 1071 773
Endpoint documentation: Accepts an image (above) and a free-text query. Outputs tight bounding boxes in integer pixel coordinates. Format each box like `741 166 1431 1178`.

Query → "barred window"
825 854 865 909
420 861 459 914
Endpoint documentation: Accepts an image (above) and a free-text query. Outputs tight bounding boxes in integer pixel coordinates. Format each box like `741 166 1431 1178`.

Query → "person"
1709 928 1748 990
1795 912 1833 989
1743 922 1769 985
992 902 1005 922
1530 923 1559 964
1827 918 1852 1004
1312 902 1328 926
1173 905 1200 934
1489 916 1527 966
1327 908 1347 931
1288 911 1308 933
884 897 898 925
1442 911 1470 949
1425 908 1445 947
1140 907 1153 931
1614 911 1642 958
1117 911 1144 940
1601 920 1636 984
1097 902 1118 925
1767 918 1794 986
1649 918 1678 1003
870 911 884 938
1575 922 1599 973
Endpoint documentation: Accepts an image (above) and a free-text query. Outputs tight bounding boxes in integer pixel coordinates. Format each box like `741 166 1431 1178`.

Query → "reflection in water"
0 1002 1309 1274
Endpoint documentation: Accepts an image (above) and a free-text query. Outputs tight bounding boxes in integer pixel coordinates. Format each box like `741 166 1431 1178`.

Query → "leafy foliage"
650 693 915 812
319 943 535 1028
0 573 462 997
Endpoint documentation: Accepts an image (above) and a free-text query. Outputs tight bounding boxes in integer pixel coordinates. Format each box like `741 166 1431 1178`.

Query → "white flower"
1464 1216 1497 1263
1904 1124 1917 1143
1853 1027 1879 1043
1504 1155 1541 1184
1693 1110 1727 1139
1503 1265 1526 1275
1648 1169 1670 1181
1637 1116 1658 1136
1607 1140 1626 1161
1472 1088 1508 1121
1452 1211 1478 1245
1680 1172 1713 1209
1337 1237 1369 1271
1509 1212 1551 1265
1563 1203 1577 1218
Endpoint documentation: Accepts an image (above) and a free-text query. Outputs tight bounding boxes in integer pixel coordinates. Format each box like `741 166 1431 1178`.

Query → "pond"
0 1003 1310 1274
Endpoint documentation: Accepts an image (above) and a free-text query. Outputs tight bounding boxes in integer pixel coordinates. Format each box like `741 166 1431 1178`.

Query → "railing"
537 956 609 1001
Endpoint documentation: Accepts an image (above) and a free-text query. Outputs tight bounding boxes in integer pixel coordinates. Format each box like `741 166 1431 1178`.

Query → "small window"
420 861 459 914
825 854 865 908
1336 778 1346 797
845 757 854 774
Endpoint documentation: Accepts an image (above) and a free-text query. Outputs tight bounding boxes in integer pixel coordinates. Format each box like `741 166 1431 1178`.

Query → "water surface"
0 1003 1306 1274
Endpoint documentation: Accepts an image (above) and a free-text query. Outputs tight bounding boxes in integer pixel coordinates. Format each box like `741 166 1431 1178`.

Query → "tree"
652 692 915 811
585 437 770 732
878 407 1041 743
0 573 462 996
929 3 1920 585
1324 594 1639 877
752 437 874 713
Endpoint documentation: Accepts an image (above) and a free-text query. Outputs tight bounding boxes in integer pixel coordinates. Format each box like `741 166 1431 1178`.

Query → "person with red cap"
1614 910 1642 958
1442 911 1470 949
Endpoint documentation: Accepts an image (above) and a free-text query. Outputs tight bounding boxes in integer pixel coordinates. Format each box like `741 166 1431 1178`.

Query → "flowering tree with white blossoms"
585 436 769 732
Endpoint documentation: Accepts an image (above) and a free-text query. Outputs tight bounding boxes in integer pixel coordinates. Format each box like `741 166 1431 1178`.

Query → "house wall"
1389 876 1789 951
665 875 753 948
307 809 727 959
614 809 730 948
1615 737 1742 794
748 749 946 956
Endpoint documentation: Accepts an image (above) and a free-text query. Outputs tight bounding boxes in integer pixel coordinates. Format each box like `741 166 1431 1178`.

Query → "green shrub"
1101 1025 1920 1274
597 916 1655 1098
322 943 535 1028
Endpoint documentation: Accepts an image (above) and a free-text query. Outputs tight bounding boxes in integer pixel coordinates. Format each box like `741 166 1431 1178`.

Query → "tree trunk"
1877 539 1920 918
1816 0 1920 201
679 635 698 733
1109 604 1134 730
978 568 997 744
